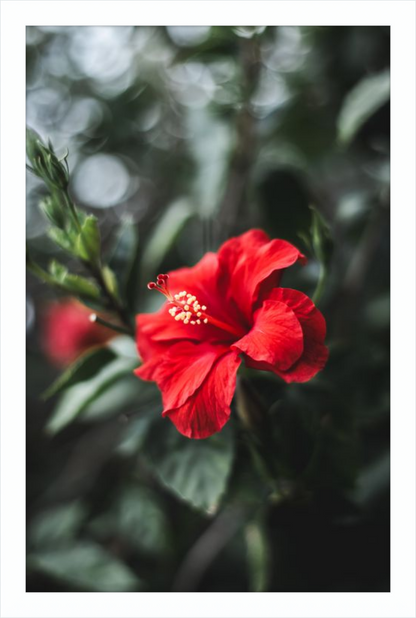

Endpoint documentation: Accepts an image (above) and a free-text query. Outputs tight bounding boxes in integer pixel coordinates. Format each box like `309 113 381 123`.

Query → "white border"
1 2 415 617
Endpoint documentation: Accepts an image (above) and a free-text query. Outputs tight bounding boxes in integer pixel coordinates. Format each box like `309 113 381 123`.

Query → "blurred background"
26 26 390 592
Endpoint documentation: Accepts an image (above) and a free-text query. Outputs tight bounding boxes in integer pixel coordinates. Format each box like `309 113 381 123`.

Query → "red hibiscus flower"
135 229 328 439
43 299 113 366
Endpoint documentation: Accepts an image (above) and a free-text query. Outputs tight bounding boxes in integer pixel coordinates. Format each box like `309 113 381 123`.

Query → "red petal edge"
163 350 242 439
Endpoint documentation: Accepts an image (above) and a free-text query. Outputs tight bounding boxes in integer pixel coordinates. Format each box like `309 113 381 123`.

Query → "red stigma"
147 282 157 290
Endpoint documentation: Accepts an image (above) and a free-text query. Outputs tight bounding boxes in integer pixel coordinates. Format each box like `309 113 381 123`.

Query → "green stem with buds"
26 128 135 337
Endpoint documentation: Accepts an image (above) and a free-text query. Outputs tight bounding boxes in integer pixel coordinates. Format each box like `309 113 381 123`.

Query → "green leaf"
107 218 139 302
90 486 169 556
337 70 390 145
48 259 101 300
143 419 235 513
115 381 162 456
102 265 119 298
39 195 66 228
75 215 101 263
310 205 333 269
245 517 270 592
29 502 86 549
81 374 141 423
28 542 142 591
43 347 117 400
141 198 193 275
299 205 333 304
26 127 45 164
46 356 138 435
48 227 76 254
63 274 101 298
116 411 158 457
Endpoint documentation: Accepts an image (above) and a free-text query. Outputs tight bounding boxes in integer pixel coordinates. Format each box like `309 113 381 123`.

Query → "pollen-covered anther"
148 281 209 327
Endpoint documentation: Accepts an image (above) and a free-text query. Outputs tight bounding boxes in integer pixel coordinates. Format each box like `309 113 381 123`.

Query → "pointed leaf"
28 542 142 591
75 215 101 263
338 70 390 145
143 419 234 513
46 356 138 434
102 265 119 298
43 347 117 400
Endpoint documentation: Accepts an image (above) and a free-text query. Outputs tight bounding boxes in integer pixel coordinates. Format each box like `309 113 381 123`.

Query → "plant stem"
235 378 280 495
312 263 327 305
88 263 135 336
62 189 134 336
89 313 132 336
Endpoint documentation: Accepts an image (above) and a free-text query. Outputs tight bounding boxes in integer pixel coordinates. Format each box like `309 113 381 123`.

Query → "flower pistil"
147 273 242 337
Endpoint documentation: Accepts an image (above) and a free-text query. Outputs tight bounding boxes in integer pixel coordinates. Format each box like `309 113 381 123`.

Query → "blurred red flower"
43 299 113 366
135 229 329 439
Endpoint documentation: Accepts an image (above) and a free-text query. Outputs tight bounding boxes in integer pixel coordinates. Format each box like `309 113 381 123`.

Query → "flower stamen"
147 273 243 337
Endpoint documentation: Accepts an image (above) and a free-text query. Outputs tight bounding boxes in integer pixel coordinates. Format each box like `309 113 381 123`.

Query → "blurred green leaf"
28 542 142 591
310 206 333 269
298 205 333 304
143 420 235 513
81 375 141 423
107 334 138 359
75 215 101 263
116 411 158 457
47 227 77 254
90 486 170 556
352 452 390 508
46 356 138 435
42 347 117 400
48 259 101 299
141 198 193 275
26 126 45 164
337 69 390 145
245 517 269 592
186 107 233 217
232 26 266 39
108 218 139 304
102 265 119 298
39 195 66 228
29 502 86 549
115 381 162 456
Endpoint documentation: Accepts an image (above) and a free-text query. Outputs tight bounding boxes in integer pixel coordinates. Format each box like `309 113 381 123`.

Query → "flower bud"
26 127 69 191
42 299 114 366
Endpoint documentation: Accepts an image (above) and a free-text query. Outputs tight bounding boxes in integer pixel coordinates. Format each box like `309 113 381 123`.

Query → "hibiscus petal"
218 229 306 320
136 310 202 363
136 341 229 410
232 299 304 370
163 350 242 439
167 251 219 300
245 288 328 382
